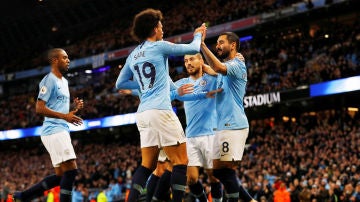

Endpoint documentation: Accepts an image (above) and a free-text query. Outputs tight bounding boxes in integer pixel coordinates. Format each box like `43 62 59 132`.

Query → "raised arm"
200 42 228 75
158 23 206 56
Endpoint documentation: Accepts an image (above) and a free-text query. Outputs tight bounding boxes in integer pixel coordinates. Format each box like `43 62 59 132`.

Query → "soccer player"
115 9 206 202
13 48 83 202
200 32 257 202
173 53 222 202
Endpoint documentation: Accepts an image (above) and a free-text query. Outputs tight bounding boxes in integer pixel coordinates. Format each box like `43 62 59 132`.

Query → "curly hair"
131 8 163 42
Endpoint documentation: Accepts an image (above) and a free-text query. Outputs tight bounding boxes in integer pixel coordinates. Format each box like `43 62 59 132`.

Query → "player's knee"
169 157 188 166
187 175 198 185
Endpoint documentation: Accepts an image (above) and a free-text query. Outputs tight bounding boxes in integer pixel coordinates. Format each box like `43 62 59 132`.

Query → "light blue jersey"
216 57 249 130
116 33 202 112
174 74 217 138
38 72 70 135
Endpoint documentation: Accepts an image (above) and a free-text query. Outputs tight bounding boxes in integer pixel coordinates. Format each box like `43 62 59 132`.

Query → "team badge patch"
200 80 207 86
40 86 47 94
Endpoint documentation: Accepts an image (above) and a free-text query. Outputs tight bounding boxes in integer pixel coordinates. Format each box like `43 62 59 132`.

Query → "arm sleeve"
131 89 140 97
115 62 140 89
157 33 202 56
38 77 53 102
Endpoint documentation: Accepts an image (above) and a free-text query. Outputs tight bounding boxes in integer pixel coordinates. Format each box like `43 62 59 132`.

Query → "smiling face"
216 35 232 60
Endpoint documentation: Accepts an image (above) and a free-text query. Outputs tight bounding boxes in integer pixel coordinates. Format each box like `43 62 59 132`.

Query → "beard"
217 49 230 60
187 66 200 76
59 65 69 75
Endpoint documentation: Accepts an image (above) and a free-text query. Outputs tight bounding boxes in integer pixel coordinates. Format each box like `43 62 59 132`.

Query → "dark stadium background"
0 0 359 201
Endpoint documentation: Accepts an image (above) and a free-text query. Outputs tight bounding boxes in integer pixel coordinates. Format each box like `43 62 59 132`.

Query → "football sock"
60 169 78 202
19 174 61 201
213 168 239 202
170 165 187 202
189 181 207 202
128 166 152 202
210 182 223 202
152 170 172 201
146 174 160 202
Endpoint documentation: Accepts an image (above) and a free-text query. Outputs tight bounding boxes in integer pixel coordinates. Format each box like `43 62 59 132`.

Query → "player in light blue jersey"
174 53 223 202
201 32 257 202
115 9 206 202
13 48 83 202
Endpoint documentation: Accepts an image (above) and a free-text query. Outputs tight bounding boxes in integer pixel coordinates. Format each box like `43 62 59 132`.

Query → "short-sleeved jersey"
216 57 249 130
175 74 217 138
37 72 70 135
116 33 202 112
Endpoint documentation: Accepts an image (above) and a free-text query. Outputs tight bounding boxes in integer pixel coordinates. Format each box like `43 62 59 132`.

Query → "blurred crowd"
0 14 358 131
1 0 302 74
0 109 359 202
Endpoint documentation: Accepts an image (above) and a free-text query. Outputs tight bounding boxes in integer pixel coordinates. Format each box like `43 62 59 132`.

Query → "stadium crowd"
0 14 358 131
1 109 359 201
1 0 302 74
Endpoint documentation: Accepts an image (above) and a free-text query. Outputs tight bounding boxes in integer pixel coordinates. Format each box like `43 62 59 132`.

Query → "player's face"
184 55 202 75
56 50 70 74
216 35 231 60
154 21 164 41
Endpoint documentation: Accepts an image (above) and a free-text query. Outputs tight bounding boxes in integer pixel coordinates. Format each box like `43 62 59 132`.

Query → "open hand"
178 83 194 96
64 110 83 126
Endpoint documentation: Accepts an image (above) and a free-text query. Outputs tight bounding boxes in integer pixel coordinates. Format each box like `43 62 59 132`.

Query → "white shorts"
212 129 249 161
136 109 186 148
41 131 76 167
158 149 169 162
187 135 214 169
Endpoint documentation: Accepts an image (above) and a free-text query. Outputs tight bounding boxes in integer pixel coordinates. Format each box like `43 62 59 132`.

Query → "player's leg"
159 110 188 202
204 135 222 202
14 131 76 202
146 152 167 202
186 137 207 202
163 143 187 202
205 169 222 202
129 110 161 201
128 146 159 202
57 159 78 202
152 161 172 202
212 129 256 202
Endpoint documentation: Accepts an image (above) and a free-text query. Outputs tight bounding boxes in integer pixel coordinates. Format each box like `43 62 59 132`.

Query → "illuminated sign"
244 92 281 108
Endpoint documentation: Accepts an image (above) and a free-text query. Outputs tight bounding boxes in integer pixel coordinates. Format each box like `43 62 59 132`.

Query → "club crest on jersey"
199 80 207 86
40 86 47 94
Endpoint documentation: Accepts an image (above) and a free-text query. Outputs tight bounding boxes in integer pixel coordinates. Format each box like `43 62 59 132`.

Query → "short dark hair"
47 48 64 64
131 8 163 42
219 32 240 51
